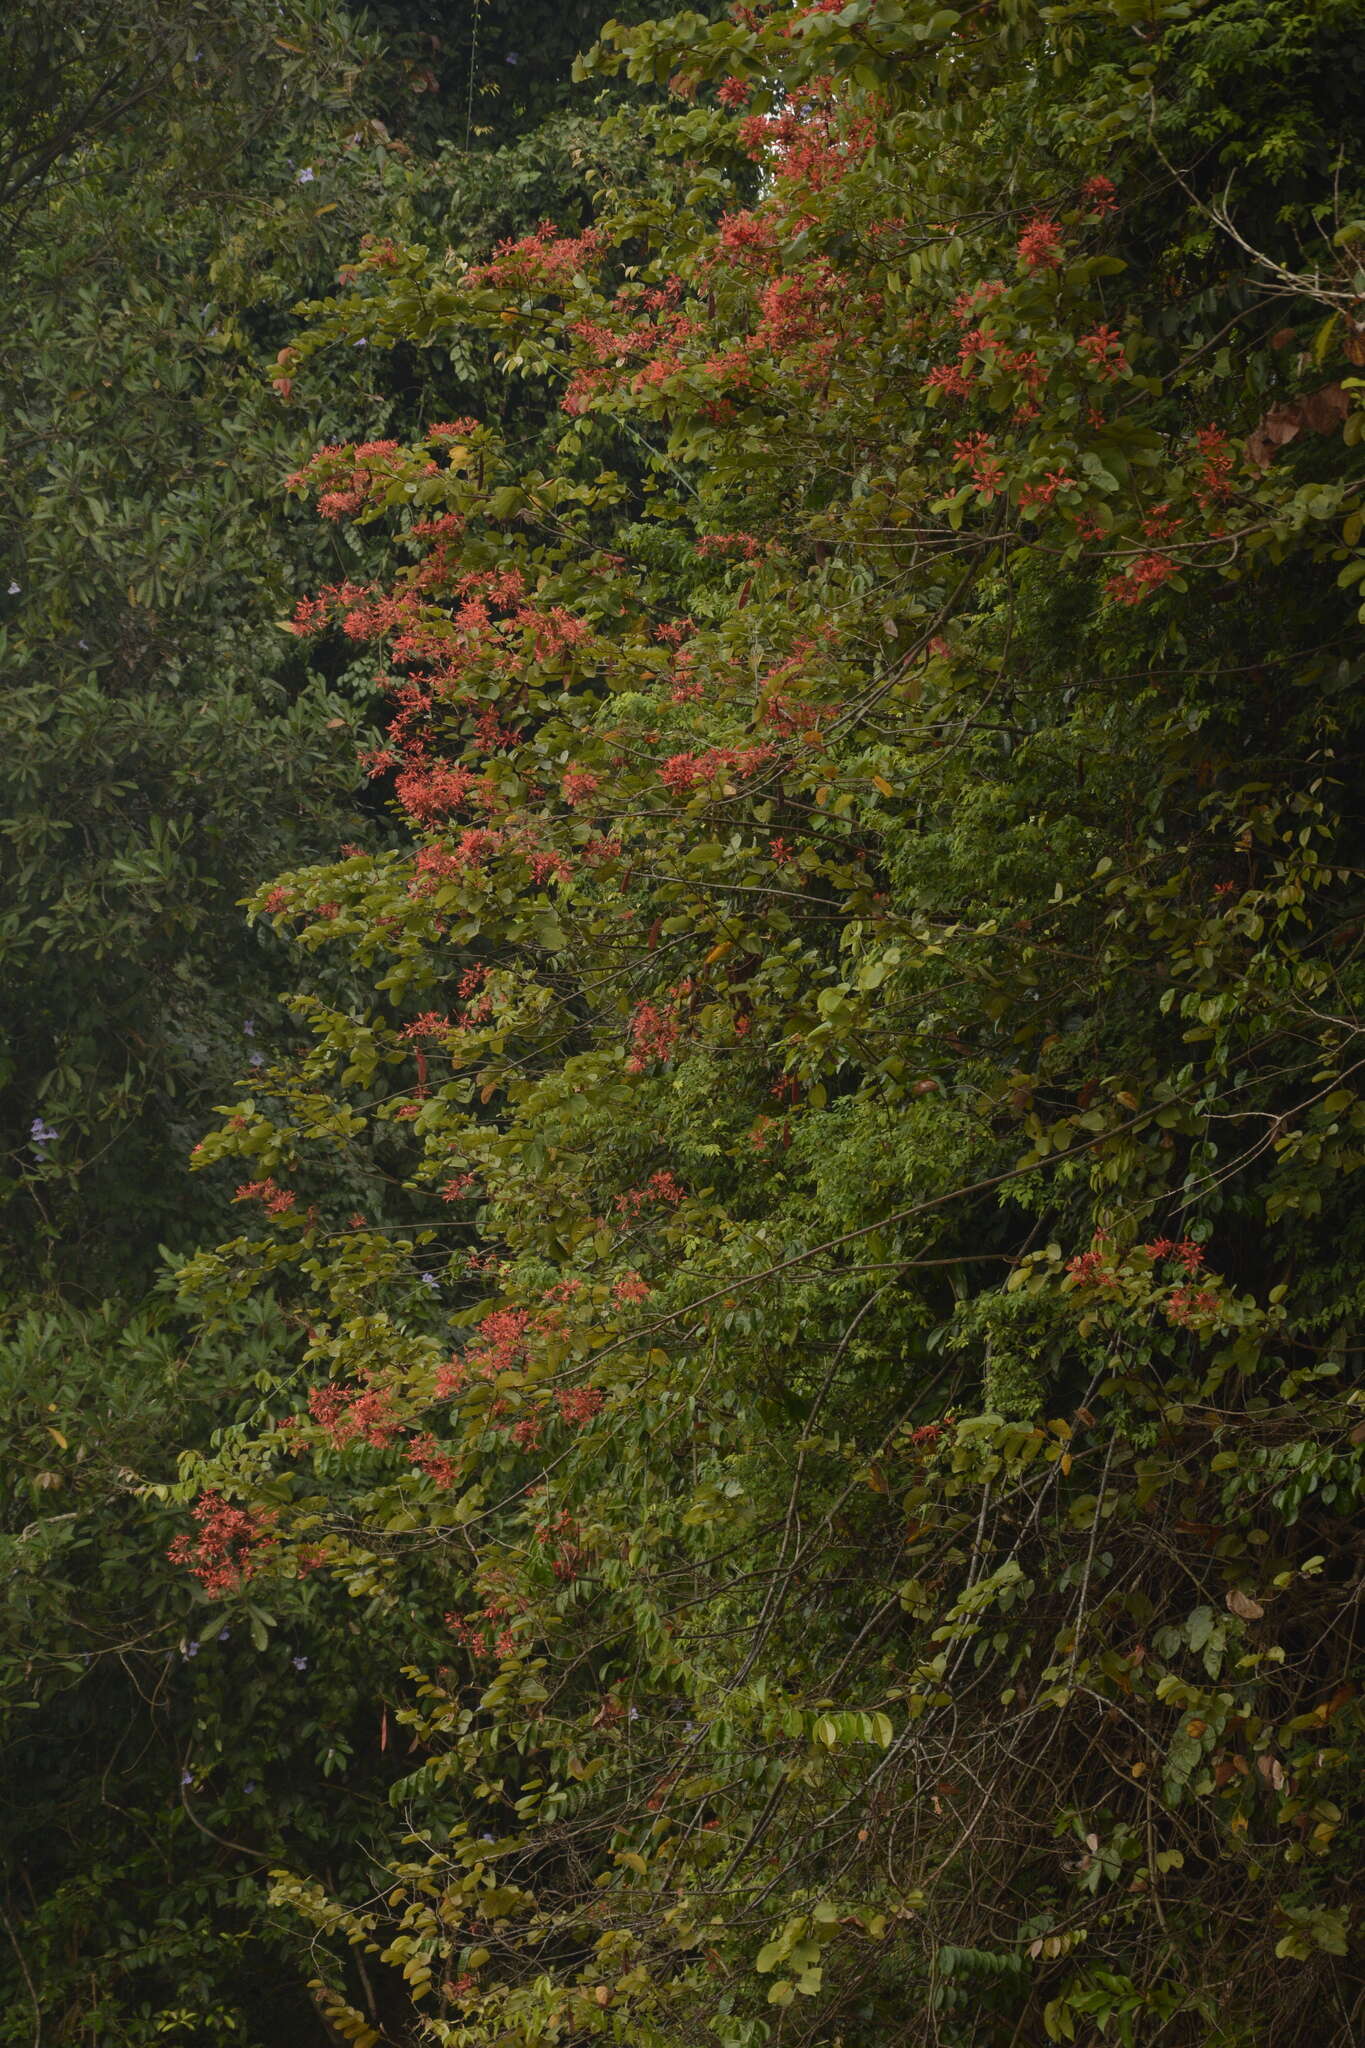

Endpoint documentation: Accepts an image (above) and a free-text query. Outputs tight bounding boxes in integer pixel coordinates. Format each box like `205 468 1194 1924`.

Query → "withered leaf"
1245 384 1349 468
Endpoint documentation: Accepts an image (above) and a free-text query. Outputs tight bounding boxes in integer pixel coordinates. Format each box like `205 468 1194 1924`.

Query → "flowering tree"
174 3 1365 2042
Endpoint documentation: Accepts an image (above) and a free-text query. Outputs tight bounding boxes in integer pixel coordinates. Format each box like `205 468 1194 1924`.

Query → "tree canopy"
169 2 1365 2042
4 1 1365 2043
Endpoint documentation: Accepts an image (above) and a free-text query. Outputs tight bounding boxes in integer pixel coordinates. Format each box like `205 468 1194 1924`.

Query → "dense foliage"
0 1 661 2037
6 0 1365 2042
160 2 1365 2041
0 0 397 1288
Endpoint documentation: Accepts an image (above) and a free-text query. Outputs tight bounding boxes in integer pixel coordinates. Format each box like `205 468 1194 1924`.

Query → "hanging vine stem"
464 0 481 154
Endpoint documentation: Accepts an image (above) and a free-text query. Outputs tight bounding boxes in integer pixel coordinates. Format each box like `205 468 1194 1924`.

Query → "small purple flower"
181 1769 194 1786
218 1627 231 1642
419 1271 440 1292
7 582 19 596
243 1018 256 1036
297 167 315 184
249 1052 265 1068
292 1655 308 1671
183 1640 199 1659
244 1779 257 1793
30 1117 58 1150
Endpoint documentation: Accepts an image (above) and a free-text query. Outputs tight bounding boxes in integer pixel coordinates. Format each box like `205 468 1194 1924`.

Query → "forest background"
1 2 1362 2044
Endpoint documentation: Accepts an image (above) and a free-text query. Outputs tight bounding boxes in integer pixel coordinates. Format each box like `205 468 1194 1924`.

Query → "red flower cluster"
402 1011 453 1041
1195 425 1236 507
564 304 701 414
308 1382 401 1448
1018 470 1076 510
695 532 766 560
1017 216 1063 270
925 361 974 400
233 1178 295 1215
659 743 774 794
535 1509 587 1580
626 998 680 1072
440 1307 533 1393
445 1600 517 1659
1078 324 1128 380
1141 503 1182 542
463 221 605 293
411 829 505 887
736 86 874 195
1144 1237 1204 1272
1066 1239 1120 1290
953 432 1006 499
951 280 1006 322
1166 1286 1220 1326
615 1168 686 1218
406 1432 459 1488
714 210 778 268
927 317 1045 405
555 1385 605 1427
1104 552 1178 605
394 759 479 823
168 1492 276 1597
285 438 414 523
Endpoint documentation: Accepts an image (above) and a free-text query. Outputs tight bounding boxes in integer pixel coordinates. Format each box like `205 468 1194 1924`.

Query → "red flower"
953 433 1005 499
1166 1286 1220 1326
626 999 679 1071
1019 470 1076 510
1144 1237 1204 1273
1066 1236 1120 1290
234 1178 296 1216
925 362 975 399
556 1385 606 1427
1078 324 1127 380
1017 216 1063 271
308 1381 401 1448
1104 553 1178 606
1195 425 1236 506
406 1432 459 1488
168 1492 276 1596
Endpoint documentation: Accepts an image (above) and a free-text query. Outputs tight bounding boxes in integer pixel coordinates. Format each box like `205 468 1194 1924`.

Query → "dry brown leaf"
1245 384 1349 468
